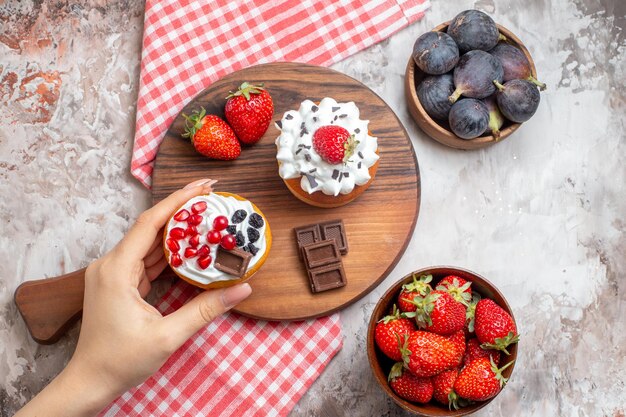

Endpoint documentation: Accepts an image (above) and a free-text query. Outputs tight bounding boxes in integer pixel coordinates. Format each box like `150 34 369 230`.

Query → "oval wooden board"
152 62 420 321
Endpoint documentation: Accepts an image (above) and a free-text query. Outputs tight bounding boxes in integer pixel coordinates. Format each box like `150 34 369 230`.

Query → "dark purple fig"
490 43 546 90
447 10 504 53
482 95 505 139
494 79 540 123
448 98 489 139
412 31 460 75
449 50 503 103
417 73 455 120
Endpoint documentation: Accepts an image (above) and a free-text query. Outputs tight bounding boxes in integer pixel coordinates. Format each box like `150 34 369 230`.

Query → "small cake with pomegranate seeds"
163 192 272 289
275 97 380 208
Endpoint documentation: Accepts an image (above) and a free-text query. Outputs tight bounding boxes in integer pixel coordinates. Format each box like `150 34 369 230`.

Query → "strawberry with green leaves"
463 337 501 367
436 275 472 304
406 289 466 336
312 125 359 165
398 274 433 313
225 82 274 145
388 362 434 404
400 330 460 377
432 368 465 409
475 299 519 353
374 305 416 361
182 108 241 160
454 357 514 401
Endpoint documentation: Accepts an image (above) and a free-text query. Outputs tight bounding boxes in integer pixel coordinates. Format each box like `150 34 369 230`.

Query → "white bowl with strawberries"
367 266 518 416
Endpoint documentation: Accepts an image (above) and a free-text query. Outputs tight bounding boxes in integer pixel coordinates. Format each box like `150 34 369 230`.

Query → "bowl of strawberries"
367 266 519 415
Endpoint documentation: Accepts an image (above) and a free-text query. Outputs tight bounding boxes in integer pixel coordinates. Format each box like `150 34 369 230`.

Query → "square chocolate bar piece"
294 224 321 259
320 219 348 255
308 262 347 293
301 239 341 270
214 247 252 277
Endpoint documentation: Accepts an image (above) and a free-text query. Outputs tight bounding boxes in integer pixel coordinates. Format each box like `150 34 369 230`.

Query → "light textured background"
1 0 624 416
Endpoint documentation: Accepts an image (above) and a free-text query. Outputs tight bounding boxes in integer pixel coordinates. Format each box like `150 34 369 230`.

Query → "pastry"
163 192 272 289
275 97 380 208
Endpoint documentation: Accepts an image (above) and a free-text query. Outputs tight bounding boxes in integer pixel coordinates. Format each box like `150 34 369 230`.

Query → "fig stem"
528 76 547 91
493 80 505 91
448 89 463 104
498 33 508 42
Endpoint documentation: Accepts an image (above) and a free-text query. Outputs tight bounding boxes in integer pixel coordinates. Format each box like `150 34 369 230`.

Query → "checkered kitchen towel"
118 0 429 416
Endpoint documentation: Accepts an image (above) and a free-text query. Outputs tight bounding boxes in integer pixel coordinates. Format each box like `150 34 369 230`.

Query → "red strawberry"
408 290 466 336
463 338 501 367
446 330 466 366
224 82 274 144
475 299 519 354
374 305 416 361
388 362 434 404
454 358 514 401
182 108 241 160
432 368 463 409
398 274 433 313
400 331 460 377
436 275 472 304
312 125 359 165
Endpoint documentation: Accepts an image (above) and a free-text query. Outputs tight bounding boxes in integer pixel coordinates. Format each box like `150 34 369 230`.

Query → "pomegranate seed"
188 234 200 248
173 209 190 222
184 247 198 258
170 253 183 267
185 225 199 237
213 215 229 231
188 214 203 226
220 234 236 250
191 201 208 214
197 245 210 257
166 238 180 252
207 230 222 244
169 227 186 240
197 255 212 270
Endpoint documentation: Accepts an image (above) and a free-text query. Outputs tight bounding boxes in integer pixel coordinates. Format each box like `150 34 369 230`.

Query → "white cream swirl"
165 193 267 285
275 97 379 196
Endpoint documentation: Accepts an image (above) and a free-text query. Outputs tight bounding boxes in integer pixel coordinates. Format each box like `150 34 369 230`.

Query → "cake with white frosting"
163 192 272 289
275 97 380 208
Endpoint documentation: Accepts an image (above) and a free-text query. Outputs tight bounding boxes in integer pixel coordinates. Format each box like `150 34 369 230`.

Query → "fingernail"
221 283 252 309
184 179 212 189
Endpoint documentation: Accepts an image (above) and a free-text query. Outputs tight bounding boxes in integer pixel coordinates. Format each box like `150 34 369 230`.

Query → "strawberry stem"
388 362 404 382
492 357 515 387
226 82 265 101
182 107 206 139
481 331 519 354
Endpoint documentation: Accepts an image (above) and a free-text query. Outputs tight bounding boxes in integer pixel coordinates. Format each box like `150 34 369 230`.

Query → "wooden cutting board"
152 62 420 321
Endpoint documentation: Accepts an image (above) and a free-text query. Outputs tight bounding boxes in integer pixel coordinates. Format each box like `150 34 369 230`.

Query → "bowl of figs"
405 10 546 149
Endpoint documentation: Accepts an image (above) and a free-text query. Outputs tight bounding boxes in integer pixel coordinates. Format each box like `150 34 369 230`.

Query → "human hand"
16 179 252 417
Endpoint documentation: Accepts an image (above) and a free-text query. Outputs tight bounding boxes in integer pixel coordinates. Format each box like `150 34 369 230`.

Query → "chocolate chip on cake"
332 106 340 112
275 120 282 129
249 213 264 228
286 114 293 120
311 105 318 112
354 128 360 134
247 228 260 243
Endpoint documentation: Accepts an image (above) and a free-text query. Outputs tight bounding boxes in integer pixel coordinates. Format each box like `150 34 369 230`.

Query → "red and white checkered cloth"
117 0 428 416
100 284 342 416
130 0 429 187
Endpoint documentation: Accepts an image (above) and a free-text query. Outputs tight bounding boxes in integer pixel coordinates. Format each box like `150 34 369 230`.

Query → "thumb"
158 283 252 349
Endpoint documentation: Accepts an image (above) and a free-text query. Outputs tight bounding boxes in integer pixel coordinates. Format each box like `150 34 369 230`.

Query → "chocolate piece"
286 114 293 120
302 239 341 270
308 263 347 293
300 122 305 129
295 148 302 155
355 128 360 134
312 105 318 112
320 219 349 255
294 224 321 258
214 247 252 277
358 151 364 159
332 169 339 180
332 106 340 112
343 172 349 178
339 114 348 118
333 115 338 121
304 153 312 162
312 116 318 122
303 173 318 188
275 120 282 129
357 162 362 169
308 168 317 173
